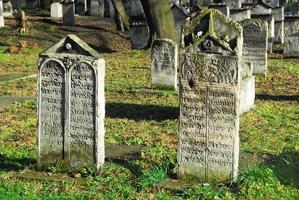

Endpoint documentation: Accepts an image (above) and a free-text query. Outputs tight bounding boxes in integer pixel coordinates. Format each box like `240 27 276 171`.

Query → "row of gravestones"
38 9 265 183
174 0 299 57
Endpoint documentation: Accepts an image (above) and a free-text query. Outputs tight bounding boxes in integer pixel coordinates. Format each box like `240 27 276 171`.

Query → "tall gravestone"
273 6 284 44
178 9 242 182
37 35 105 170
249 1 275 53
240 19 268 74
123 0 150 49
62 0 75 25
151 39 178 90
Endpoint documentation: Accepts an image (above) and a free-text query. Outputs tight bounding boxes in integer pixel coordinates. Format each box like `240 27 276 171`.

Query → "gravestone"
240 19 268 74
37 34 105 170
240 62 255 114
273 7 284 44
75 0 87 15
90 0 104 17
230 8 251 22
123 0 150 49
171 3 188 35
51 2 63 18
284 33 299 57
249 1 275 53
179 9 242 182
104 0 115 19
62 0 75 25
151 39 178 90
284 16 299 37
128 21 150 49
0 0 4 27
3 0 13 16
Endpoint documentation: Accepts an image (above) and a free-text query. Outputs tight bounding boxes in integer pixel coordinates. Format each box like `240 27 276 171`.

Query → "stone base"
159 152 271 189
240 76 255 114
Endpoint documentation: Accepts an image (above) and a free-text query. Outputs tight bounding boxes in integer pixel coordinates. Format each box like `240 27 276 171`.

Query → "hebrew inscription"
151 39 178 90
39 60 65 163
241 20 267 74
70 62 96 167
178 52 239 182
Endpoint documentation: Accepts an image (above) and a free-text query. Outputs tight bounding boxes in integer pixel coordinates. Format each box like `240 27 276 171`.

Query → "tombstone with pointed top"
151 39 178 90
178 9 242 183
37 34 105 171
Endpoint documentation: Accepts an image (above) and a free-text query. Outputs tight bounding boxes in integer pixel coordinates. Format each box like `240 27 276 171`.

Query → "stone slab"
51 2 63 18
179 9 242 183
284 33 299 58
240 19 268 74
240 76 255 114
62 1 75 25
38 35 105 171
151 39 178 90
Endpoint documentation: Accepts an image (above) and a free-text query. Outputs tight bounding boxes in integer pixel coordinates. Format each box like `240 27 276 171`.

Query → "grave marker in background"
240 19 268 74
178 9 242 183
151 39 178 90
38 34 105 170
62 0 75 25
51 2 63 18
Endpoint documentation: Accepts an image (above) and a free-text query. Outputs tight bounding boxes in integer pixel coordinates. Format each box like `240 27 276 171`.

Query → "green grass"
0 20 298 199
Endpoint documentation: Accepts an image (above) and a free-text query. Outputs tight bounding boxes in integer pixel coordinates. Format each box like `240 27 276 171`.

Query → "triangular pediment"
40 34 100 58
182 8 242 55
251 1 272 15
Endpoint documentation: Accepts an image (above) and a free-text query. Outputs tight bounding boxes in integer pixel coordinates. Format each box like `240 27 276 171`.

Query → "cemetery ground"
0 15 298 199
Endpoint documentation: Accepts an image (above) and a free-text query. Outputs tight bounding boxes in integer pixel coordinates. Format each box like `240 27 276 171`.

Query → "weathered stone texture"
240 19 268 74
151 39 178 90
178 9 242 183
38 35 105 171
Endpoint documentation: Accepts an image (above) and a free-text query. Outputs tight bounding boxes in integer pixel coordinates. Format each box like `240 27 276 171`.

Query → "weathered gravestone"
178 9 242 182
248 1 275 53
240 19 268 74
230 8 251 22
273 6 284 44
51 2 63 18
62 0 75 25
0 0 4 27
151 39 178 90
240 62 255 114
89 0 104 17
284 33 299 58
37 34 105 170
123 0 150 49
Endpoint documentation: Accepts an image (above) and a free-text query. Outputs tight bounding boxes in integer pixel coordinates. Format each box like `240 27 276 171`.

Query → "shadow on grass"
256 94 299 101
0 155 35 172
267 151 299 188
106 103 179 121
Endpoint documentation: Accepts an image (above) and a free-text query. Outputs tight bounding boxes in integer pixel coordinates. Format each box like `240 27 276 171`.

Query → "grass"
0 18 298 199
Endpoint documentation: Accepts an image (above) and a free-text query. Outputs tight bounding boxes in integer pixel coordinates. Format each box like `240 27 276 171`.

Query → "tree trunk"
141 0 179 44
111 0 129 31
